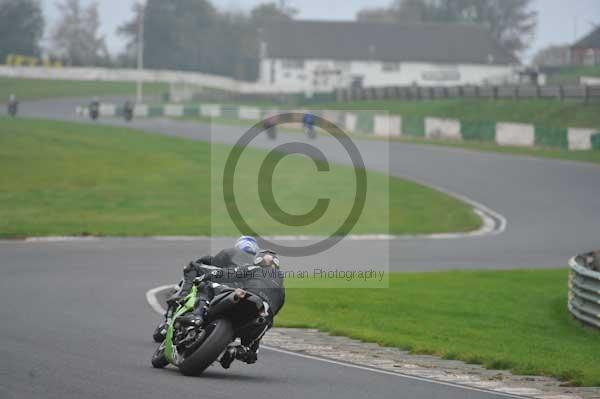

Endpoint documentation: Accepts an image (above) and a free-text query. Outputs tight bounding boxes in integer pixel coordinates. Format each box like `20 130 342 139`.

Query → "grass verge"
277 269 600 386
319 99 600 130
0 77 168 102
0 117 480 237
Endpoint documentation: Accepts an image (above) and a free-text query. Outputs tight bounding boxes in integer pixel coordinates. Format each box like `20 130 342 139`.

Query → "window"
382 62 400 72
281 59 305 69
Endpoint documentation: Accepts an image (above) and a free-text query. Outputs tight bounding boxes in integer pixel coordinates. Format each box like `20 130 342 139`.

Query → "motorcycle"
264 116 278 140
7 101 18 117
123 103 134 122
151 277 270 376
89 102 99 121
152 281 182 343
266 125 277 140
304 124 317 139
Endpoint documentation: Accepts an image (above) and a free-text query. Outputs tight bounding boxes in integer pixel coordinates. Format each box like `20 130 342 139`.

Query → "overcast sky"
42 0 600 63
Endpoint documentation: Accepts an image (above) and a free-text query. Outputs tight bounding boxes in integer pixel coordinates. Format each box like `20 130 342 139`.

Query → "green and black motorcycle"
151 277 271 376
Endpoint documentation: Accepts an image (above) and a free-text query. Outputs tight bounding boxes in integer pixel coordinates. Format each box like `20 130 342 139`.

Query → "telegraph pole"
136 0 146 104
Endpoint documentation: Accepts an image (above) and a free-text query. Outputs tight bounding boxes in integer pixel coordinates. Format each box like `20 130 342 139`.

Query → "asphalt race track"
1 97 599 398
0 237 524 399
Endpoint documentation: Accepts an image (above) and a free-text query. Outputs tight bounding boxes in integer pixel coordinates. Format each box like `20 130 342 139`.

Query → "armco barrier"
569 252 600 330
78 102 600 151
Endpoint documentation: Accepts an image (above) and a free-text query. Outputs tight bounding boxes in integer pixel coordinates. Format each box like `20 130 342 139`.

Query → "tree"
357 0 435 23
355 0 537 56
116 0 296 79
116 2 144 68
251 2 296 24
138 0 218 71
532 45 571 67
356 7 398 23
0 0 44 62
50 0 109 66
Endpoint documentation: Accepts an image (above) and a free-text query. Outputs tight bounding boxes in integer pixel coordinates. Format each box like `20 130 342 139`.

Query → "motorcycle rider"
123 100 134 122
89 97 100 120
303 112 316 138
263 114 278 139
7 94 18 117
175 235 259 299
153 236 260 341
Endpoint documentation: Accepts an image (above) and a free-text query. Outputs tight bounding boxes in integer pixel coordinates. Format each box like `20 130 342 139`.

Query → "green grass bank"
0 117 480 237
278 269 600 386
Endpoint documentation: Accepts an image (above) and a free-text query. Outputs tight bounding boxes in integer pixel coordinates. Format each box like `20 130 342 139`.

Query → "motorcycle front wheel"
178 318 234 376
152 321 168 343
151 343 169 369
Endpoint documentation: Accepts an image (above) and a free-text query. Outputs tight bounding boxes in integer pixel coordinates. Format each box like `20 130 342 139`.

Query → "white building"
259 20 520 94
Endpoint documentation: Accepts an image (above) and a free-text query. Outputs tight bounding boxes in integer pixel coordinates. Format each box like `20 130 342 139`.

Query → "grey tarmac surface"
0 238 521 399
0 97 599 398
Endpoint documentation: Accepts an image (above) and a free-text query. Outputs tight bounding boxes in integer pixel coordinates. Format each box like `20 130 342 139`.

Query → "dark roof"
573 26 600 49
262 20 518 65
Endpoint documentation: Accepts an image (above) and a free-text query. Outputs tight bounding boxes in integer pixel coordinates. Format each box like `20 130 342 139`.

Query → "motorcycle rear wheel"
178 318 233 376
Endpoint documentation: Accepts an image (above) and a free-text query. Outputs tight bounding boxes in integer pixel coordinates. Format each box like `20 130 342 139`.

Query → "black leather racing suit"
201 264 285 318
179 247 255 297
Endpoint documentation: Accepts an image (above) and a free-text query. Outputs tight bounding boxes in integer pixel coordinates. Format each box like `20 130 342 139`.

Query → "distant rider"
264 114 278 139
7 94 18 117
303 112 316 138
123 100 134 122
89 97 100 120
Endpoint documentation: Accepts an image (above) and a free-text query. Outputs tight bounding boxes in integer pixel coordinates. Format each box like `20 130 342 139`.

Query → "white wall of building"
259 58 518 92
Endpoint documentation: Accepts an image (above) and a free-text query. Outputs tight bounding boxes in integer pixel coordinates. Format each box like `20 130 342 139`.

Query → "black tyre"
178 319 233 377
151 344 169 369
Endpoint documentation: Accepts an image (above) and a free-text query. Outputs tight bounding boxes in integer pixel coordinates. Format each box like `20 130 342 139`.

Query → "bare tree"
50 0 109 66
532 44 571 67
116 2 143 67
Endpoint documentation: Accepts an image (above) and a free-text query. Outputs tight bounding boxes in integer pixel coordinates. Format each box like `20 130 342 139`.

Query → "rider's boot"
219 342 259 369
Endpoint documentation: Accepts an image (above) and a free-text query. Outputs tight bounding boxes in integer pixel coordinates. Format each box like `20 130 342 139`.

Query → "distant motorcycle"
7 100 18 117
264 115 278 140
303 114 317 139
123 102 134 122
89 100 100 121
304 124 316 139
